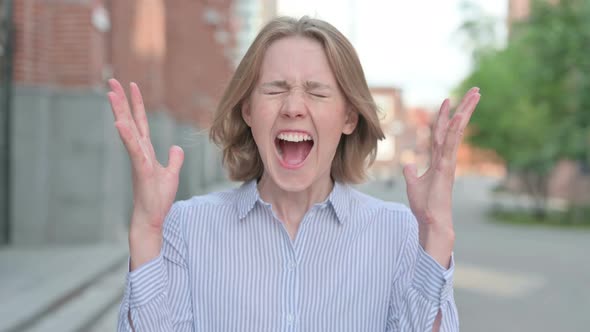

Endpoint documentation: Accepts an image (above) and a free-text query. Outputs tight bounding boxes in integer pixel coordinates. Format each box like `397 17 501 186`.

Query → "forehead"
259 36 335 82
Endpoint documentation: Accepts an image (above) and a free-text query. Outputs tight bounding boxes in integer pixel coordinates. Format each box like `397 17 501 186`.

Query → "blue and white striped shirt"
118 180 458 331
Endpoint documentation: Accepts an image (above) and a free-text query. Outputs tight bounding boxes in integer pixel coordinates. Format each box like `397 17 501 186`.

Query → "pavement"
0 180 238 332
3 176 588 331
0 244 128 332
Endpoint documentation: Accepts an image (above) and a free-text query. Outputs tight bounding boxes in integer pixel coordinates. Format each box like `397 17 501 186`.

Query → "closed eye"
310 93 327 98
266 91 286 95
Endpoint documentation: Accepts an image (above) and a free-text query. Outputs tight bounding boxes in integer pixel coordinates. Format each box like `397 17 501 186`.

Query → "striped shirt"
117 180 458 331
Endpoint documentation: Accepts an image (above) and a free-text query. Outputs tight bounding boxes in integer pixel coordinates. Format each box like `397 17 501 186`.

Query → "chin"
262 152 331 194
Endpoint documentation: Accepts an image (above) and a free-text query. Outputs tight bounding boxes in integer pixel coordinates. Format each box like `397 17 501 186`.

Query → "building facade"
369 87 405 180
2 0 241 246
232 0 277 66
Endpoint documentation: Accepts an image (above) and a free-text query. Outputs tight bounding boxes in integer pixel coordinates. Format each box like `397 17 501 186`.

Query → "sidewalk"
0 182 238 332
0 243 128 332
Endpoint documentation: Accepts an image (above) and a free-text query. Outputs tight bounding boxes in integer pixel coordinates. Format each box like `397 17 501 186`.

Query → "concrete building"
0 1 14 245
1 0 237 246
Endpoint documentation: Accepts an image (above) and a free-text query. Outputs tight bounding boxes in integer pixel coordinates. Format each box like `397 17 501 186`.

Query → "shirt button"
288 261 296 270
286 313 294 324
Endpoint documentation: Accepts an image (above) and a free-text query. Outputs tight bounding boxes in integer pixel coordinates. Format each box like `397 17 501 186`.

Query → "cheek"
248 107 275 150
250 121 268 148
315 108 348 140
316 124 345 158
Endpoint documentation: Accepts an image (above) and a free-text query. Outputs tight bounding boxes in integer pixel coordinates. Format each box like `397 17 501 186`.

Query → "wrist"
420 226 455 269
129 225 163 271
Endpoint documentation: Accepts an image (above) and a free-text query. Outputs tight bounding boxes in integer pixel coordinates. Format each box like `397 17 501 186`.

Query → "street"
90 176 590 331
359 176 590 332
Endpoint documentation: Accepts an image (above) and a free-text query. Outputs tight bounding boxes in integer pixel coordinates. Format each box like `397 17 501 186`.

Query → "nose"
280 90 307 119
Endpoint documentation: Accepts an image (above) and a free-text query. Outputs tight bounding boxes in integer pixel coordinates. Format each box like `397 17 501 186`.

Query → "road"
359 176 590 332
90 176 590 331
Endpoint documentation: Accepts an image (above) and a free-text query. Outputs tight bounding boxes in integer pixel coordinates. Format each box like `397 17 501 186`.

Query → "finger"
441 94 480 167
130 82 151 138
108 78 141 139
455 87 479 114
458 92 481 128
114 121 149 170
167 145 185 174
402 164 418 184
433 99 451 148
107 91 122 121
440 114 463 171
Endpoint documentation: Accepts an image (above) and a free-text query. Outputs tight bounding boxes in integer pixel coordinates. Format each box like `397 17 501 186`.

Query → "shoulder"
177 186 240 209
346 186 418 234
164 185 242 229
347 186 413 218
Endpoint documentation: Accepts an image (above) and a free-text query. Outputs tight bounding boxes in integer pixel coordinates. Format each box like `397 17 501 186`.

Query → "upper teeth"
277 132 313 142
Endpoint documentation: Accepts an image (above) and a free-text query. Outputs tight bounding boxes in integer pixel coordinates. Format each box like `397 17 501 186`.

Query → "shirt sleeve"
117 203 193 331
386 210 459 332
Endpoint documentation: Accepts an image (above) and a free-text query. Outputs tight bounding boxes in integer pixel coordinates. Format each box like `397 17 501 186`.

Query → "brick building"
366 88 503 181
384 102 505 180
369 87 405 180
1 0 250 245
508 0 560 26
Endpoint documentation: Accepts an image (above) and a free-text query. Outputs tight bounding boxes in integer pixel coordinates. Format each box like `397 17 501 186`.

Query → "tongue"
279 140 313 165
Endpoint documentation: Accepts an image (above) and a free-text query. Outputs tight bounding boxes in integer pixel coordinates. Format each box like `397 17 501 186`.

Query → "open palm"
403 87 480 266
107 79 184 232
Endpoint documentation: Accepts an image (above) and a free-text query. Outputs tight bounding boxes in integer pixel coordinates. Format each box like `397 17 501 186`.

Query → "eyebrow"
260 80 290 89
260 80 332 90
304 81 332 90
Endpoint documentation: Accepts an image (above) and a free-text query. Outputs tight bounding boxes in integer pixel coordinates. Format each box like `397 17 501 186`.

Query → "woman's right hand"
107 78 185 270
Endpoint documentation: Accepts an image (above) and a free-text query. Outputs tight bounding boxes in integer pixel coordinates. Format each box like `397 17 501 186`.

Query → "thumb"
402 164 418 184
167 145 184 174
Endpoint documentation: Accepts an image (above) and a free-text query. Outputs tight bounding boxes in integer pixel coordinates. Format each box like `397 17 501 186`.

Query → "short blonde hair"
209 16 384 183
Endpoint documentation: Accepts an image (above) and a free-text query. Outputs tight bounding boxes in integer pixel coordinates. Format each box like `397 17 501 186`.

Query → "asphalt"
358 176 590 332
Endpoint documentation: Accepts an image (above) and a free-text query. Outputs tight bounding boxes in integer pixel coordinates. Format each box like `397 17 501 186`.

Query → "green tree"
457 0 590 219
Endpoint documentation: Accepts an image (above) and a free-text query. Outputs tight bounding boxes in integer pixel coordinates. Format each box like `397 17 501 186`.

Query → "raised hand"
402 87 481 268
107 78 185 270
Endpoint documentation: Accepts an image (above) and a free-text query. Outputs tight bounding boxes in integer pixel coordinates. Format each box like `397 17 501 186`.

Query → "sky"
277 0 508 109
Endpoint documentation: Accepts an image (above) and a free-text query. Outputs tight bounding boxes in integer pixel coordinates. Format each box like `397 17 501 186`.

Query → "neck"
257 174 333 227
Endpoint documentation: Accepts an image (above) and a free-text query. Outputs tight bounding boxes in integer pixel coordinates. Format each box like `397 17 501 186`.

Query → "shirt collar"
327 181 350 224
235 179 350 224
235 180 260 220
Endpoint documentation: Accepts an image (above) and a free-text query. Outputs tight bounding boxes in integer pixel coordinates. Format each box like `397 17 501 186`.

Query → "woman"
109 16 479 332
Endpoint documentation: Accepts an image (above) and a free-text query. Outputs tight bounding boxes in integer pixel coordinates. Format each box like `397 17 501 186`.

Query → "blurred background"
0 0 588 331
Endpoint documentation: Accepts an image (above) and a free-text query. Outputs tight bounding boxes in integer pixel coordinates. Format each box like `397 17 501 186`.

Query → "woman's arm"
118 203 194 331
386 211 458 332
107 78 190 330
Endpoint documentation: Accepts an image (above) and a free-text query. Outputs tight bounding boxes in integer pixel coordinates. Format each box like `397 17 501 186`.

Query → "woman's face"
242 36 358 192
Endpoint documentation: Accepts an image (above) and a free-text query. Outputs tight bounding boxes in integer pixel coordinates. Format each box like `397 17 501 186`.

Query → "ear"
241 100 252 127
342 108 359 135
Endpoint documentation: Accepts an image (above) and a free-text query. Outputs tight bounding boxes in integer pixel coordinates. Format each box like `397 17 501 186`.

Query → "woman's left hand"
402 87 481 268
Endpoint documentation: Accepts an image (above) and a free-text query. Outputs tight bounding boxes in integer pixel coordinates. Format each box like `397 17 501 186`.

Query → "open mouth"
275 131 314 167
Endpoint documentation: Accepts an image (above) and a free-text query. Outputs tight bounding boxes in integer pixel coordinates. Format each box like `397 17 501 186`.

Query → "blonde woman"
109 16 479 332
